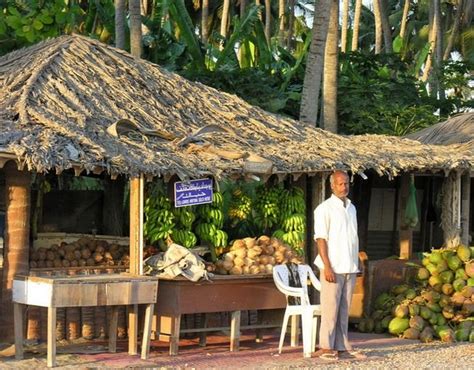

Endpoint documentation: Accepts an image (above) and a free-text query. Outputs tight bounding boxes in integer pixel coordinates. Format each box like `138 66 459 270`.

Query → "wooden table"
13 273 158 367
155 274 287 355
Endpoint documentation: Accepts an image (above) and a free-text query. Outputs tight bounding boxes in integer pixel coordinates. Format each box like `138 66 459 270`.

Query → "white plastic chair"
272 264 321 358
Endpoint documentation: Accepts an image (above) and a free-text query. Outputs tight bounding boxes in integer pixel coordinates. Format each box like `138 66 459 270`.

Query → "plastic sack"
404 179 419 228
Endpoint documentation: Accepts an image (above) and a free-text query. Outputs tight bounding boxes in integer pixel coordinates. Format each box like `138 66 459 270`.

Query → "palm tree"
279 0 286 46
399 0 410 40
129 0 142 57
351 0 362 51
202 0 210 43
422 0 438 82
322 0 339 132
221 0 231 40
115 0 126 49
341 0 350 53
443 0 463 60
265 0 271 44
380 0 393 53
0 162 31 340
299 0 332 125
373 0 383 53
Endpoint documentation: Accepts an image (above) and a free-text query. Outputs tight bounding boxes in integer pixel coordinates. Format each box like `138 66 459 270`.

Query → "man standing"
313 171 365 361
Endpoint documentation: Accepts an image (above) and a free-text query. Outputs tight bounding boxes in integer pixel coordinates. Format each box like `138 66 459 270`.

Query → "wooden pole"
461 172 471 245
398 174 413 259
0 161 31 341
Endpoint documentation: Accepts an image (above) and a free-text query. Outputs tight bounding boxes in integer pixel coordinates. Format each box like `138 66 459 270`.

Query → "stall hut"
0 35 473 344
407 113 474 248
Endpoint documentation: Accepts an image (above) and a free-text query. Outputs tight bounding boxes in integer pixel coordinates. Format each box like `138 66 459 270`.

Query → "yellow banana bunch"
228 191 252 221
281 213 306 232
282 230 305 249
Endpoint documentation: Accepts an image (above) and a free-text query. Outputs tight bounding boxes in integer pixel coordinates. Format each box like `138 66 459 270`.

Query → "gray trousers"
319 272 356 351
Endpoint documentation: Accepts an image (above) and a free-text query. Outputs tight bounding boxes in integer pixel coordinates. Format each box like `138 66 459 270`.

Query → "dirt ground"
0 330 473 369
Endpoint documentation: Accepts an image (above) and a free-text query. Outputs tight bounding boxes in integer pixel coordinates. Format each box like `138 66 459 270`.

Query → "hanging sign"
174 178 213 207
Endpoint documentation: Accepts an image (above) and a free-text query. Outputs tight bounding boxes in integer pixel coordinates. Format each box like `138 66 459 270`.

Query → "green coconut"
439 270 454 284
442 306 455 319
371 310 385 321
395 304 409 318
461 286 474 298
422 257 431 266
417 267 430 280
409 315 425 331
451 291 466 306
403 328 420 340
429 275 443 288
438 294 451 308
391 284 409 295
453 278 467 292
466 261 474 278
426 302 441 313
457 245 471 262
470 330 474 343
436 260 449 274
405 288 417 300
441 249 455 260
462 299 474 315
420 306 432 320
455 268 468 280
429 251 443 265
429 314 439 325
408 303 420 316
426 263 438 276
471 246 474 258
419 326 435 343
441 283 454 296
458 320 473 332
439 328 455 343
467 278 474 287
374 292 392 310
381 315 393 329
358 319 368 333
374 321 384 334
447 255 462 271
366 318 375 333
388 317 410 336
437 314 447 326
422 290 440 303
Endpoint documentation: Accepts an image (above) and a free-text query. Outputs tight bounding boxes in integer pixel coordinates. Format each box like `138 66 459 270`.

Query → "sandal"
339 350 367 360
315 349 339 361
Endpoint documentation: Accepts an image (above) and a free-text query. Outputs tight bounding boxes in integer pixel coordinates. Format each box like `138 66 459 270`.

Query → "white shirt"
313 194 359 274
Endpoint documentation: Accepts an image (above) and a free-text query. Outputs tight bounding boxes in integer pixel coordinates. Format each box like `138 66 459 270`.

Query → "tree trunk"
322 0 339 132
129 0 142 58
443 0 463 60
434 0 444 100
380 0 393 53
422 0 437 82
341 0 349 53
373 0 383 54
265 0 271 45
241 0 247 17
286 0 295 48
399 0 410 40
220 0 231 39
278 0 286 46
0 162 31 341
115 0 126 49
351 0 362 51
299 0 332 125
202 0 210 43
256 0 262 20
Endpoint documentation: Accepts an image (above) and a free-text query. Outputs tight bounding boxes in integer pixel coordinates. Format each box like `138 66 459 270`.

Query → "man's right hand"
324 266 336 283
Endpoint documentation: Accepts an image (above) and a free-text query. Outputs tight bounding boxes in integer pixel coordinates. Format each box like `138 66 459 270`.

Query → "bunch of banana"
144 192 175 244
173 206 196 230
171 229 197 248
228 188 252 222
274 187 306 250
253 185 282 230
194 191 228 260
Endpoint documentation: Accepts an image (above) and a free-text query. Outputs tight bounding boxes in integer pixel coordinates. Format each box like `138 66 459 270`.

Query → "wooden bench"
13 273 158 367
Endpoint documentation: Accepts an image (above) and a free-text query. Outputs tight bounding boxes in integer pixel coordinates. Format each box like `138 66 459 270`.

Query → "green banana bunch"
253 185 282 230
274 187 306 251
280 187 306 217
173 206 196 230
281 213 306 232
171 229 197 248
281 230 305 249
144 190 175 244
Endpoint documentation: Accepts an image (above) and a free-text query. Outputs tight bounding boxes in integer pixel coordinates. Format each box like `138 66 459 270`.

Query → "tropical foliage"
0 0 472 135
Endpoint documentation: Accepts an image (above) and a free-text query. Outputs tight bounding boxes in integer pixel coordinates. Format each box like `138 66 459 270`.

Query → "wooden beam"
461 172 471 245
129 176 144 275
398 174 413 259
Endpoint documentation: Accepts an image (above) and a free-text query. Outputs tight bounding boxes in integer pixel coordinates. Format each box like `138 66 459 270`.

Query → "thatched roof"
406 113 474 147
0 35 472 179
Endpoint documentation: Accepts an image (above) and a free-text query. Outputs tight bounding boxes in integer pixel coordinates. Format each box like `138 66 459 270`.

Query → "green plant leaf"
393 35 403 53
33 19 44 30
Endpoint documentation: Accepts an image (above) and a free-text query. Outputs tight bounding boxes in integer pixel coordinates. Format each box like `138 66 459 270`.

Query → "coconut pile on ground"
358 245 474 342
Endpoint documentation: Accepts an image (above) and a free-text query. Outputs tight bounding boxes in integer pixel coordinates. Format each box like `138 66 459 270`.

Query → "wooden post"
129 175 144 275
398 174 413 259
47 307 57 368
461 172 471 245
1 161 31 341
108 306 119 353
230 310 241 351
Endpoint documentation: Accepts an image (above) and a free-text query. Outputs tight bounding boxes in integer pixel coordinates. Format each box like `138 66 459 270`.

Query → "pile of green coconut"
358 244 474 342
